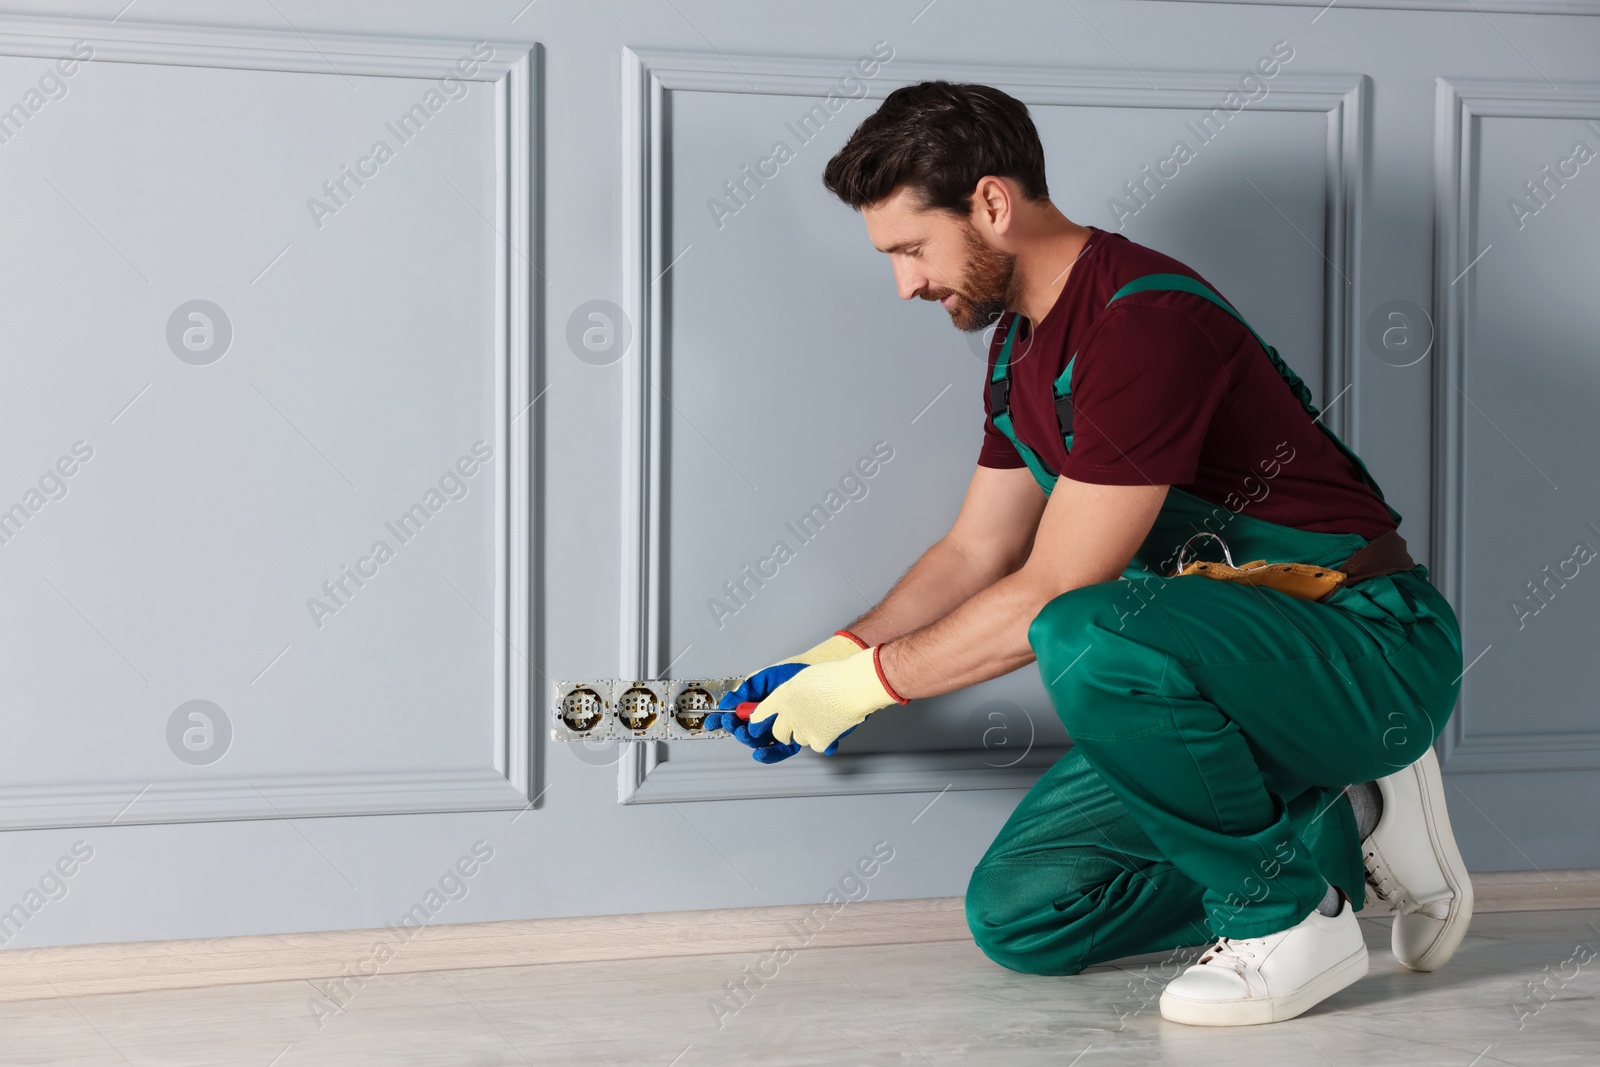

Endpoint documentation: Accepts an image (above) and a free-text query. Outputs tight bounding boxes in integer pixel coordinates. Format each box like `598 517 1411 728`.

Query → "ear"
970 175 1014 238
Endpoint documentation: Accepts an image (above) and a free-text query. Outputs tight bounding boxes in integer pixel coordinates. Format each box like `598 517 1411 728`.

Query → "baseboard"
2 869 1595 1003
0 896 971 1003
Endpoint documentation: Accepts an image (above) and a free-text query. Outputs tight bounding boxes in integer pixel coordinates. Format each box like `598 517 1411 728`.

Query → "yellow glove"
747 645 908 753
777 629 866 666
712 630 871 762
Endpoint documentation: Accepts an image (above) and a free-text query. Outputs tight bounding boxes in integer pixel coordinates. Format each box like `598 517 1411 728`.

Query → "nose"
891 257 927 301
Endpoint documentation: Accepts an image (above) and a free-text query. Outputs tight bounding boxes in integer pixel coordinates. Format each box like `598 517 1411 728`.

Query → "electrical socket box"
666 677 740 739
551 677 746 742
553 680 616 741
613 681 669 740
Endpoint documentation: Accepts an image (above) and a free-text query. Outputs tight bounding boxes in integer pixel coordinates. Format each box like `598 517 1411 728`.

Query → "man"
704 81 1471 1027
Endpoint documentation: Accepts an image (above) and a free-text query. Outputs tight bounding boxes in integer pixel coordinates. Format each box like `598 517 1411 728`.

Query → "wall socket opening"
672 685 716 732
560 686 607 733
615 684 665 736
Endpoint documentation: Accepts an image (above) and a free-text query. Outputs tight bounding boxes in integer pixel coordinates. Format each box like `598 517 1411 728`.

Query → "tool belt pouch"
1169 557 1348 601
1166 529 1416 603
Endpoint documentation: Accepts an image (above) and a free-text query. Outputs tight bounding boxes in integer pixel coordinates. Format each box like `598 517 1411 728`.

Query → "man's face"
862 185 1017 332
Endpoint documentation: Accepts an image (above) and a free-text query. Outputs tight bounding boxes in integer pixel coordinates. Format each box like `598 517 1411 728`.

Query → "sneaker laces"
1364 847 1413 910
1196 934 1265 971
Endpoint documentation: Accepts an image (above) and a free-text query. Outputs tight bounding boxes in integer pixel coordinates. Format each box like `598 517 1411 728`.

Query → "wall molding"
0 770 529 831
618 47 1367 803
0 11 517 73
627 745 1074 805
0 14 539 827
1433 78 1600 774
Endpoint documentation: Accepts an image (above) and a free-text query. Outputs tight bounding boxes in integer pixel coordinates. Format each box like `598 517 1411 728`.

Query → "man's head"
822 81 1049 332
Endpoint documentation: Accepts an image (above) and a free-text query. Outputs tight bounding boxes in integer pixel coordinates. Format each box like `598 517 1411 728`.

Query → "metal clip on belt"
1169 529 1416 603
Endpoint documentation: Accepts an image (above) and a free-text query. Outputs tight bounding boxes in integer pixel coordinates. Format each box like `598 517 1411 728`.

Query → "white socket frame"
551 678 745 742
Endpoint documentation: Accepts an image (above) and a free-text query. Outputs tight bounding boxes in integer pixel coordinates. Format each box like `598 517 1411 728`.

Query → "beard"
919 224 1021 333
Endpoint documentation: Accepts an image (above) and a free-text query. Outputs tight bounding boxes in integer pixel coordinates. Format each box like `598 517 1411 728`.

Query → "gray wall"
0 0 1595 951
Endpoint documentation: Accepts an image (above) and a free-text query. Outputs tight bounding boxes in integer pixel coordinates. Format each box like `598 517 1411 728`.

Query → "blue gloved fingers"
705 709 789 758
718 662 810 709
707 711 847 759
750 740 801 763
704 710 753 743
733 714 779 747
702 711 738 736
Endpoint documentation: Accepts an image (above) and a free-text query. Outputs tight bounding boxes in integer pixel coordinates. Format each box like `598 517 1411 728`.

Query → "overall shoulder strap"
987 315 1020 410
988 316 1060 496
1052 355 1077 440
1104 273 1403 528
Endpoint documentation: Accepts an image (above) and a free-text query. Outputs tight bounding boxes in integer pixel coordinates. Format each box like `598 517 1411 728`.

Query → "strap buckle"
988 376 1010 415
1054 392 1074 435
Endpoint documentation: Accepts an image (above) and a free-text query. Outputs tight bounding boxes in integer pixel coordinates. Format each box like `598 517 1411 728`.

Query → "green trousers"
965 487 1463 975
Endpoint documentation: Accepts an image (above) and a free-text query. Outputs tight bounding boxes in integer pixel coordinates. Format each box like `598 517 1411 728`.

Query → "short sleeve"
977 314 1025 470
978 411 1025 469
1058 302 1229 486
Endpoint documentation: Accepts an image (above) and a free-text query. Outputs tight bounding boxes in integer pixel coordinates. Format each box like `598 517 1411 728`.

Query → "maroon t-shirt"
978 228 1397 540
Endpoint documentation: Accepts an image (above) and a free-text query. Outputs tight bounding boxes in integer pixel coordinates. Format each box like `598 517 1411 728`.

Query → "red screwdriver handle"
736 701 759 721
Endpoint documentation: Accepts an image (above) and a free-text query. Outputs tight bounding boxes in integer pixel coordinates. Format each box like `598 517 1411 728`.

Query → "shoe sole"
1395 747 1474 972
1158 945 1368 1027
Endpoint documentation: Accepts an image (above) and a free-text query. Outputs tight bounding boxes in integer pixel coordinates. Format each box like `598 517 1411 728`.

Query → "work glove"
704 662 808 763
742 645 908 754
704 631 867 763
775 630 868 669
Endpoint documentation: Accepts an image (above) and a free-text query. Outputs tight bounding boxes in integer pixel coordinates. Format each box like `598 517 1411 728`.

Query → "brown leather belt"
1169 527 1417 603
1334 528 1417 588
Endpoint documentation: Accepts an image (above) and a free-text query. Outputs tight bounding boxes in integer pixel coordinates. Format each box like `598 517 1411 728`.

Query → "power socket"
614 681 669 740
553 681 616 741
551 678 746 741
666 678 744 739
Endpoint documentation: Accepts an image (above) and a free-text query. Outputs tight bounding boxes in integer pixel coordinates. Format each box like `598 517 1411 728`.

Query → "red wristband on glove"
872 645 910 704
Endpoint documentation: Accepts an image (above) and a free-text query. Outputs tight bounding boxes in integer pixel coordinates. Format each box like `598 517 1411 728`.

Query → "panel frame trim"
1433 77 1600 773
0 13 539 827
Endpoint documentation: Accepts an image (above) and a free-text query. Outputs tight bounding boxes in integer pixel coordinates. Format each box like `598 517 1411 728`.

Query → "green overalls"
964 275 1464 975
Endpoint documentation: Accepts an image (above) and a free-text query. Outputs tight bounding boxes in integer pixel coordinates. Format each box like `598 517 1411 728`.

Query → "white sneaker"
1362 745 1474 971
1159 897 1368 1026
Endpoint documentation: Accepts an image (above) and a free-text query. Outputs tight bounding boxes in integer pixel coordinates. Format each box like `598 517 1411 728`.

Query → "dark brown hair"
822 81 1049 215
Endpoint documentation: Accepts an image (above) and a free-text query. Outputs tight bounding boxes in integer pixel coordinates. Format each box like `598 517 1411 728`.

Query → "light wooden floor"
3 907 1597 1066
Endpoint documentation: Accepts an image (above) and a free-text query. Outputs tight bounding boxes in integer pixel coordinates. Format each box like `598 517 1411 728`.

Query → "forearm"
872 479 1170 700
875 568 1055 699
844 536 1010 646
